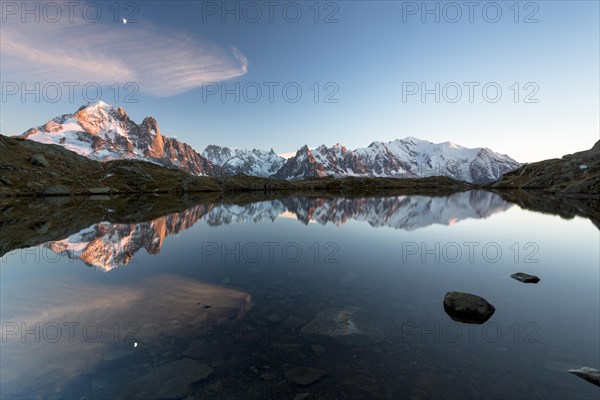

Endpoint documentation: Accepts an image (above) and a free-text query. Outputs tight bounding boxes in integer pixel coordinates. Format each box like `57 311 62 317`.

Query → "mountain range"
17 102 520 183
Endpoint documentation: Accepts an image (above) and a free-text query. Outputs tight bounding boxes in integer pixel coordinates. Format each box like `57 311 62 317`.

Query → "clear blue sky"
1 0 598 162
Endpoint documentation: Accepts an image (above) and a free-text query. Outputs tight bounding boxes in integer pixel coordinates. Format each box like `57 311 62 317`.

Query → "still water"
1 191 599 399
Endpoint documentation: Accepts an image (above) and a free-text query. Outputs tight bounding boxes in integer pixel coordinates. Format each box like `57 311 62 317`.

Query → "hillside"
488 141 600 197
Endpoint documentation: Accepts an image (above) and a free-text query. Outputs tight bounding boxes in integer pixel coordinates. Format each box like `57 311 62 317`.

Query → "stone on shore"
568 367 600 387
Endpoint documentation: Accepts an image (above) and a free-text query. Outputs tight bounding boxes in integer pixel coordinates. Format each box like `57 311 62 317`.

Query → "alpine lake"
1 190 598 399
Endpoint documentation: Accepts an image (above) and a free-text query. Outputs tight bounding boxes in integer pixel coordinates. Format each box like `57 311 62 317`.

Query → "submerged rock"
310 344 326 356
339 272 358 288
220 277 231 285
266 314 281 323
443 291 495 324
568 367 600 387
300 307 384 346
284 314 308 329
183 339 210 359
510 272 540 283
285 367 327 386
122 359 213 399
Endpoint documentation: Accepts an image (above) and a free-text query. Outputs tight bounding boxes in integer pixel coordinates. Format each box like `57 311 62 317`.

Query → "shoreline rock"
568 367 600 387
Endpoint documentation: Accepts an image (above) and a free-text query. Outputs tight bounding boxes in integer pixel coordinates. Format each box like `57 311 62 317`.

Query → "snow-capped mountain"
275 137 520 183
203 145 285 177
18 101 222 176
18 102 519 183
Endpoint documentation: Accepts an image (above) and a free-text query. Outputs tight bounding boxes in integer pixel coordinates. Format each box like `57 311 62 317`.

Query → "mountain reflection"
42 191 511 271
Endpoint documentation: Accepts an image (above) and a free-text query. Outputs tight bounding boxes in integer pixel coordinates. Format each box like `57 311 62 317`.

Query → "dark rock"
29 154 49 167
310 344 326 356
266 314 281 323
284 315 308 329
443 291 495 324
285 367 327 386
205 380 224 394
42 185 70 195
88 187 112 194
32 221 51 234
568 367 600 387
260 371 277 381
511 272 540 283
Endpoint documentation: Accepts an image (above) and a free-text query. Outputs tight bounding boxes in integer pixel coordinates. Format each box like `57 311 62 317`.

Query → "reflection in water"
0 274 252 397
44 191 511 271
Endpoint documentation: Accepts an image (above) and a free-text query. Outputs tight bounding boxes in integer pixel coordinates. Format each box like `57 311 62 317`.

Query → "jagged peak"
77 100 113 112
204 144 225 151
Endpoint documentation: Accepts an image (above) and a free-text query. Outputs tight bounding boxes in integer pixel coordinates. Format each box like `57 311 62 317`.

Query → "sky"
1 0 599 162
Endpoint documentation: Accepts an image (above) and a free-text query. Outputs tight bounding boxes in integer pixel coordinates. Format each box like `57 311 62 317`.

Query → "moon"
122 18 127 24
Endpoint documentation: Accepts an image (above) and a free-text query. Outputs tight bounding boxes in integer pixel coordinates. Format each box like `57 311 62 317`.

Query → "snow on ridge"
17 102 520 182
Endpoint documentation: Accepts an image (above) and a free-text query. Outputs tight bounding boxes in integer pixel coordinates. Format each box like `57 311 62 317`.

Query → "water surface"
1 191 598 399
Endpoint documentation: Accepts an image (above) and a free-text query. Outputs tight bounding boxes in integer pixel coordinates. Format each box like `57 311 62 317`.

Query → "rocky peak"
18 102 220 176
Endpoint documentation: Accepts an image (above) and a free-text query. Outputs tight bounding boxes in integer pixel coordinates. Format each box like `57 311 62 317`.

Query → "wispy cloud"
0 18 248 96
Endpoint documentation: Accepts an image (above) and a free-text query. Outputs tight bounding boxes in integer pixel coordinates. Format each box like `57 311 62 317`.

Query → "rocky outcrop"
568 367 600 387
19 101 223 176
488 141 600 196
0 134 220 197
